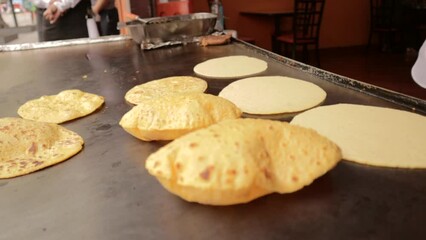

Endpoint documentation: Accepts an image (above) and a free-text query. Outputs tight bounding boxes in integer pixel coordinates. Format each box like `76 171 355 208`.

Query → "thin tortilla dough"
219 76 326 114
291 104 426 168
193 55 267 79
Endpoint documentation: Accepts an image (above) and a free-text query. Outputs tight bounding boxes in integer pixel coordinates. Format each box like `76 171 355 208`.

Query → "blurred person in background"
0 0 9 29
91 0 118 36
31 0 89 41
0 14 8 29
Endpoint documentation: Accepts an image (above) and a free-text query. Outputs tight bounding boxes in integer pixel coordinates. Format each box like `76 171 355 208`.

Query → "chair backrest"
293 0 325 43
370 0 396 29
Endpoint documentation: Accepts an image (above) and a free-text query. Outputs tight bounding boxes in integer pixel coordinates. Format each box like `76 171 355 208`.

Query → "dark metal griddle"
0 38 425 240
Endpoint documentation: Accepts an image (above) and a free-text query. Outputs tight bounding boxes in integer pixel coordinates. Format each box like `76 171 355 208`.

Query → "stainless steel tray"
119 12 217 49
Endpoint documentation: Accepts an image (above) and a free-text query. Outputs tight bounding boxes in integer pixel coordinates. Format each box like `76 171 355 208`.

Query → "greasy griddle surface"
0 40 425 240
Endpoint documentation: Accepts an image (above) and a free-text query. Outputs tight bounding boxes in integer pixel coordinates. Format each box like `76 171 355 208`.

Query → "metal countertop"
0 38 425 240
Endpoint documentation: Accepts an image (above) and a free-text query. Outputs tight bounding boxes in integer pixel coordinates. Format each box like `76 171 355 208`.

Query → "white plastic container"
412 40 426 89
86 18 100 38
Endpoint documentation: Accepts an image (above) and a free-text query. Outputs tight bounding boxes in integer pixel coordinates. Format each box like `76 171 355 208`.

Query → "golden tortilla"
120 93 242 141
18 89 104 124
0 117 84 179
125 76 208 105
145 118 341 205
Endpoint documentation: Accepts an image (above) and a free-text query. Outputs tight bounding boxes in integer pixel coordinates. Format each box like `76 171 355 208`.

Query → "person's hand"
43 4 62 24
92 0 109 15
91 5 99 15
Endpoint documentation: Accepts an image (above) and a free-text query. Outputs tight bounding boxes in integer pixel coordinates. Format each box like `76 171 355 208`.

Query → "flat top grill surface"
0 39 425 240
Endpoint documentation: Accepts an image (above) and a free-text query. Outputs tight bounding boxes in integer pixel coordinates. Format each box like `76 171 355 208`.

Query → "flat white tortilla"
291 104 426 168
219 76 326 114
193 55 268 79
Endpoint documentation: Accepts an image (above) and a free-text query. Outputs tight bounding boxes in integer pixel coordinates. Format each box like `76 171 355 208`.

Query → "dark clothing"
36 0 90 41
98 7 119 36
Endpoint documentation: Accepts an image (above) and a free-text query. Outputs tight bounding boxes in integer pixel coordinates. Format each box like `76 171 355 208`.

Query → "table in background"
240 9 294 52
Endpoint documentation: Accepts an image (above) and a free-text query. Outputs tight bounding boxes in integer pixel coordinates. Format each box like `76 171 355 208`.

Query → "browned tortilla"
0 117 84 178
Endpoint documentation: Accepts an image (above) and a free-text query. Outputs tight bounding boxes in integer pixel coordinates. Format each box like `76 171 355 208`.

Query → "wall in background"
193 0 370 50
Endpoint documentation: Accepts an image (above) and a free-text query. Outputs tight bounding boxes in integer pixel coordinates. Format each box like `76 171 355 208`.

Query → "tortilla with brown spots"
145 118 341 205
120 93 242 141
0 118 84 178
125 76 208 105
18 89 104 124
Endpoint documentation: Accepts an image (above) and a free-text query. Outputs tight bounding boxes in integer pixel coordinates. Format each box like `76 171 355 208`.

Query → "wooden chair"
367 0 398 51
274 0 325 66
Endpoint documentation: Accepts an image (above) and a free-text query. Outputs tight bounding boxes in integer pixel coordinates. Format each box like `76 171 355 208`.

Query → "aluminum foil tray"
119 12 217 49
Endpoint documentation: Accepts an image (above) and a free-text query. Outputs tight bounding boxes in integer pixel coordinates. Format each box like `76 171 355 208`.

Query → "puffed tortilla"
219 76 326 114
120 93 242 141
18 89 104 124
145 118 341 205
291 104 426 168
193 55 268 79
0 117 84 179
125 76 208 105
